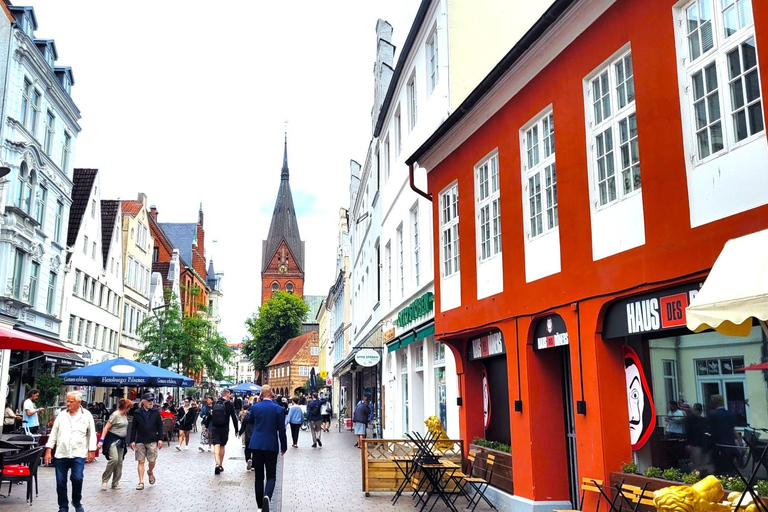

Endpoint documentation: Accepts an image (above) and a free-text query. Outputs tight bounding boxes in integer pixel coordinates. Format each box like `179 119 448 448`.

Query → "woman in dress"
98 398 131 490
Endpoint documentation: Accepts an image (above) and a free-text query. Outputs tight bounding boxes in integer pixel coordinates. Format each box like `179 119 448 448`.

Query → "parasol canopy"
61 357 194 387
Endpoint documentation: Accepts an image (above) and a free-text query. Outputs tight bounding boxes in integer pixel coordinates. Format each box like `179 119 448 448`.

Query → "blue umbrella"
231 382 262 393
60 357 194 388
309 367 317 394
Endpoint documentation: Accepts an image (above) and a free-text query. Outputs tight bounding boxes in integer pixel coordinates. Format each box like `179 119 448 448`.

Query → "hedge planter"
468 444 513 494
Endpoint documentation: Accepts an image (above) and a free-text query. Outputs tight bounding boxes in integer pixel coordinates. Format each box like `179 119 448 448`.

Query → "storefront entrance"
468 330 510 445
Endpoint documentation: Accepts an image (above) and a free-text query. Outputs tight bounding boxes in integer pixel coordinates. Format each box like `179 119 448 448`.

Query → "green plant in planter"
644 466 663 478
471 437 511 454
682 471 702 485
662 468 683 482
620 461 639 474
754 479 768 497
720 475 747 492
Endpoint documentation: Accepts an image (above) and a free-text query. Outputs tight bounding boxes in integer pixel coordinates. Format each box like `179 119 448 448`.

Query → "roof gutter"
409 163 432 202
405 0 576 167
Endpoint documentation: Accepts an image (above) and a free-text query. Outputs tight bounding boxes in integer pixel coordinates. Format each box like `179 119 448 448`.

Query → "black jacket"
238 410 255 441
130 405 163 444
176 406 198 430
211 399 239 432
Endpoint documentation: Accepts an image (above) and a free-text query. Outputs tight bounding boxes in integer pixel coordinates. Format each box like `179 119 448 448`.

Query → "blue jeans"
55 457 85 510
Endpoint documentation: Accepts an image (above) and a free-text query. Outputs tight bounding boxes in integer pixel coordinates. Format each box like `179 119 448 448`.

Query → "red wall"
427 0 768 502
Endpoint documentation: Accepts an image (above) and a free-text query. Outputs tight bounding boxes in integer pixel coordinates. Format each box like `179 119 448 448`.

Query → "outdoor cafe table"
414 459 461 512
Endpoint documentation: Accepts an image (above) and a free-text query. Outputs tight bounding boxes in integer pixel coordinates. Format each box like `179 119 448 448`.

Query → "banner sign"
354 349 381 367
468 330 505 361
395 292 434 328
533 314 569 350
603 283 702 338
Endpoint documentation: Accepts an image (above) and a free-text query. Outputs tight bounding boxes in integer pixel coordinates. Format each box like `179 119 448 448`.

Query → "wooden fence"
361 439 465 495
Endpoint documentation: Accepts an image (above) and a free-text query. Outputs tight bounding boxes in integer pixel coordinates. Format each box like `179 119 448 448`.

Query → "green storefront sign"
396 292 434 328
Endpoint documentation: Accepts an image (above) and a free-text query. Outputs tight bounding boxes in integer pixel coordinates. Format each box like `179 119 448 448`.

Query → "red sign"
659 293 688 329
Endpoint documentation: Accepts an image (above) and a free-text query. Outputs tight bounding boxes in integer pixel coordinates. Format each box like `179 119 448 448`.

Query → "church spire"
281 131 289 181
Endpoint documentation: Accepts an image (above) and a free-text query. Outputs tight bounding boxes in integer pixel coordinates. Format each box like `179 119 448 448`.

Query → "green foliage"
755 479 768 497
720 475 747 492
243 292 309 372
184 387 199 399
662 468 682 481
643 466 663 478
137 297 231 382
34 371 63 407
620 461 639 474
682 471 702 484
471 437 511 453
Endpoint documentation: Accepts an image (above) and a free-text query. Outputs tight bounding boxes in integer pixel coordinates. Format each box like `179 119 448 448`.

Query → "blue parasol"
60 357 194 387
231 382 262 393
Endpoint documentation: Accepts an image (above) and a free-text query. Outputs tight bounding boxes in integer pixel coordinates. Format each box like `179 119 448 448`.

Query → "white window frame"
522 110 558 239
397 224 404 298
35 185 46 226
44 110 55 155
394 107 402 156
676 0 763 165
585 48 641 209
61 131 71 172
385 241 392 308
439 182 460 278
407 73 417 131
383 135 390 182
426 27 439 94
310 346 320 356
54 200 63 243
411 205 420 286
474 152 502 262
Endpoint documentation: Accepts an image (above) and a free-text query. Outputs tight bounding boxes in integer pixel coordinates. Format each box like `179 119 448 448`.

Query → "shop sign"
468 330 505 361
395 292 434 328
354 349 381 367
533 314 569 350
319 371 328 379
603 283 702 338
326 378 332 386
382 328 395 343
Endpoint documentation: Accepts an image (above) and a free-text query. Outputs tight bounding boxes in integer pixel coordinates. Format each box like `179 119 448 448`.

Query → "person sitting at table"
3 400 17 434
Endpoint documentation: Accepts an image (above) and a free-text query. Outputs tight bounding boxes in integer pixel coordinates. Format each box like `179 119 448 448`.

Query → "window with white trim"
383 135 390 182
407 74 417 131
35 185 46 226
395 107 402 156
54 200 63 243
397 224 404 297
679 0 762 162
44 110 55 155
385 241 392 308
15 163 32 214
21 79 40 134
411 205 420 286
310 346 320 356
523 112 558 238
475 154 501 261
587 50 640 207
299 366 310 377
61 132 71 172
440 183 460 277
427 28 438 94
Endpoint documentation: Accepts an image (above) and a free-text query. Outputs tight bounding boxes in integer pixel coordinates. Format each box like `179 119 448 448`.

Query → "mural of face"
482 369 491 430
624 345 656 450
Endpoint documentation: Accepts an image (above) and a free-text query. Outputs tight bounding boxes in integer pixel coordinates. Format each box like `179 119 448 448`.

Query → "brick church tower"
261 135 305 304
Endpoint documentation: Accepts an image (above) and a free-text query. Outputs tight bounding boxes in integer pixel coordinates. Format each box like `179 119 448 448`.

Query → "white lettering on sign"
471 331 504 359
537 332 569 350
626 298 661 334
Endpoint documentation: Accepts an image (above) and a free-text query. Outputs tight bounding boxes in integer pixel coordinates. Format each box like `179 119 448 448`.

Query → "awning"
416 324 435 340
0 324 74 353
386 341 400 353
41 351 85 368
400 333 416 348
686 228 768 337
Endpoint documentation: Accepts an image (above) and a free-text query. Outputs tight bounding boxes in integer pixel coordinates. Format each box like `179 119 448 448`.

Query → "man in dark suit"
247 385 287 512
709 394 737 474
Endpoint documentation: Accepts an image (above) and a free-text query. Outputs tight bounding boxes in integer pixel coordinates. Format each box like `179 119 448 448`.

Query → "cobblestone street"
0 423 497 512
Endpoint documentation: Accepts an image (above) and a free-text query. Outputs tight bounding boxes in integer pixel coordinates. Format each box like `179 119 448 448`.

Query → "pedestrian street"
0 422 497 512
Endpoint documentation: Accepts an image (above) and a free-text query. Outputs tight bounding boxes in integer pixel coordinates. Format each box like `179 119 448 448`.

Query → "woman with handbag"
176 399 197 451
99 398 131 490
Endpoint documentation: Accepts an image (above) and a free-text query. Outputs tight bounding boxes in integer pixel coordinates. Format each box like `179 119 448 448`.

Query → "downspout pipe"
409 164 432 202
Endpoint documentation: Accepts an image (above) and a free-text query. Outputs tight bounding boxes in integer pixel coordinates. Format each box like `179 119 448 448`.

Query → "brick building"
261 135 305 304
266 331 319 397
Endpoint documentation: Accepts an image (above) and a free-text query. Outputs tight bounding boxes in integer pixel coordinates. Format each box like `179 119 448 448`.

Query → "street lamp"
152 303 171 367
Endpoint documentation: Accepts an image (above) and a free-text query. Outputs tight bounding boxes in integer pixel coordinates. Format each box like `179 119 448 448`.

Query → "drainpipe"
409 164 432 202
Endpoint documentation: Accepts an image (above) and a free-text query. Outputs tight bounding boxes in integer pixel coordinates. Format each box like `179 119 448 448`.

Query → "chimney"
149 206 158 220
137 193 147 206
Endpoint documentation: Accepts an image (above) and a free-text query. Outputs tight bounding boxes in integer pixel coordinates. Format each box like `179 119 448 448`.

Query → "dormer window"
45 47 54 68
62 74 71 94
23 13 34 38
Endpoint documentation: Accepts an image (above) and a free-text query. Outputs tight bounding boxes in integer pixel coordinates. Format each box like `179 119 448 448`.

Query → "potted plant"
468 437 513 493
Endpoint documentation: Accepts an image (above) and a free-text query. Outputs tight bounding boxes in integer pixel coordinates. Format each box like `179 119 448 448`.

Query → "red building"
407 0 768 509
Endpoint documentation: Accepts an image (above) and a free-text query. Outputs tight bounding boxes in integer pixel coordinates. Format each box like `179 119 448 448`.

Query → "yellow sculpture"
653 475 731 512
424 415 453 451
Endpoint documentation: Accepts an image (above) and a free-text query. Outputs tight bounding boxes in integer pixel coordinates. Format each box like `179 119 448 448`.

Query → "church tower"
261 134 305 304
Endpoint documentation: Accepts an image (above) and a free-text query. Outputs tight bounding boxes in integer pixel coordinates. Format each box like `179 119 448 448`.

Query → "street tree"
243 291 308 375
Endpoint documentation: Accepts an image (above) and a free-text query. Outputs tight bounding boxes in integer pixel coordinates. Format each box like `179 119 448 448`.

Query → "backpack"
212 400 227 428
310 402 321 417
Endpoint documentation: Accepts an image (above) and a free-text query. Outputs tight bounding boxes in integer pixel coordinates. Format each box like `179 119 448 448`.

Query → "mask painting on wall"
624 345 656 450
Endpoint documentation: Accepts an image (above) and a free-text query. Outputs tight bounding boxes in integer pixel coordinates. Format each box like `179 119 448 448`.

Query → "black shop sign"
533 314 568 350
602 282 702 338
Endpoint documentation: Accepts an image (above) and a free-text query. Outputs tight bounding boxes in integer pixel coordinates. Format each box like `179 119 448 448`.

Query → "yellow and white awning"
686 228 768 337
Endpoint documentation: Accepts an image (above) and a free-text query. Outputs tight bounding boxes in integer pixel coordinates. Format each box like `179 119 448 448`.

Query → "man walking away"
249 385 287 512
45 391 97 512
238 403 255 470
353 395 371 449
286 397 303 447
211 389 239 475
321 398 332 433
234 394 243 413
306 392 326 448
130 392 164 490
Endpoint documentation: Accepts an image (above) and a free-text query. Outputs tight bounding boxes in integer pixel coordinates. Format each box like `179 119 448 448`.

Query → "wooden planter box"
469 444 513 494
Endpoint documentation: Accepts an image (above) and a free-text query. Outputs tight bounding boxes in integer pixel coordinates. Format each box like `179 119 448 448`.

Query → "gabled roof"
148 215 189 268
34 39 57 60
100 200 119 268
262 135 304 272
67 168 97 248
120 200 142 217
268 331 317 366
151 261 174 290
158 222 196 269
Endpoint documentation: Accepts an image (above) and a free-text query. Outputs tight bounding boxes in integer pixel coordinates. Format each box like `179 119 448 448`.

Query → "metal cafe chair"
554 478 620 512
461 452 498 512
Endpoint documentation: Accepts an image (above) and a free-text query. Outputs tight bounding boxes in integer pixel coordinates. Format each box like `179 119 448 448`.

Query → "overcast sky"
27 1 418 344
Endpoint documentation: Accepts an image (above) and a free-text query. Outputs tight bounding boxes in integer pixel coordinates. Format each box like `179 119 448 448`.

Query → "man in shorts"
210 389 239 474
130 392 163 490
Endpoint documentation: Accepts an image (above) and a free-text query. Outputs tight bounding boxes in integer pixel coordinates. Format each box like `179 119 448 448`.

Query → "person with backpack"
305 392 326 448
198 396 213 453
210 389 239 475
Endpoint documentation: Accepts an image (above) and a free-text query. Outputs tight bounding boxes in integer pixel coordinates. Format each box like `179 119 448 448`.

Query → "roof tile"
67 169 98 248
268 331 317 366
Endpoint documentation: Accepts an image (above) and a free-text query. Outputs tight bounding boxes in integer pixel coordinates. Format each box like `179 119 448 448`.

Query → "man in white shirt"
44 391 97 512
665 400 686 439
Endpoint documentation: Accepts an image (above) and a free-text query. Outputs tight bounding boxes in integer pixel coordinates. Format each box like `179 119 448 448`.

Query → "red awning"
743 362 768 371
0 324 73 353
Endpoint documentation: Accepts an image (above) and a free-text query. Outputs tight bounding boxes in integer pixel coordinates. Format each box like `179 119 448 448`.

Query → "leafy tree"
137 301 184 369
34 371 64 408
243 292 309 374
